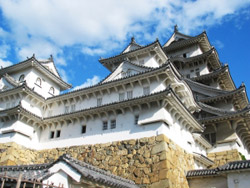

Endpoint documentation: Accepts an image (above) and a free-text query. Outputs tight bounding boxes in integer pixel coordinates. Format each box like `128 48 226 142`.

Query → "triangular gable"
47 161 81 183
39 57 60 78
122 37 142 54
164 31 192 47
102 60 150 83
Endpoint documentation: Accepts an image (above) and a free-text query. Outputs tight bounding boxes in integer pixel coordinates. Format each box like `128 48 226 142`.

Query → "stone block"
151 141 168 155
150 179 169 188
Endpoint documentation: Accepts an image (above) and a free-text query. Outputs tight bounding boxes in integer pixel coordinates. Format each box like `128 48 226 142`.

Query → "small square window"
111 120 116 129
56 130 61 138
103 121 108 130
50 131 55 139
82 125 86 134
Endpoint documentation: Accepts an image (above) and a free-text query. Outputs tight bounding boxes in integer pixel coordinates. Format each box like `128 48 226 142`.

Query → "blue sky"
0 0 250 94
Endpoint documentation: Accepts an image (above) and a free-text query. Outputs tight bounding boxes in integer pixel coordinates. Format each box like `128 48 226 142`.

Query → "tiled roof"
0 154 138 188
187 160 250 178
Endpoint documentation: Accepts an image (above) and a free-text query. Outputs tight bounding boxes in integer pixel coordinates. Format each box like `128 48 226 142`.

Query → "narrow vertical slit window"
119 93 125 101
97 98 102 106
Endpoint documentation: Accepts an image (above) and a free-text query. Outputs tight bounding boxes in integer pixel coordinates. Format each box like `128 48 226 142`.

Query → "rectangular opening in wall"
119 93 125 101
71 104 76 112
56 130 61 138
65 106 69 113
143 86 150 95
183 53 187 58
97 98 102 106
50 131 55 139
204 132 216 145
186 74 190 78
111 120 116 129
82 125 86 134
139 59 144 65
103 121 108 130
134 115 139 125
127 91 133 99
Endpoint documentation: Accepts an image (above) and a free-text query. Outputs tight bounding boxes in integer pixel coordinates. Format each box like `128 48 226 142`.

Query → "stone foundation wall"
0 134 195 188
207 149 241 168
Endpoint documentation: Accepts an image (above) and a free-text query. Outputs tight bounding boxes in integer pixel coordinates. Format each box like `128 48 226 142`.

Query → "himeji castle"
0 26 249 188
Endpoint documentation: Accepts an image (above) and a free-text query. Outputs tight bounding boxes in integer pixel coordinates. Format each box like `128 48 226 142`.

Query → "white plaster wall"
43 170 69 188
49 79 166 117
131 55 160 68
168 44 203 58
228 172 250 188
28 69 60 98
188 177 227 188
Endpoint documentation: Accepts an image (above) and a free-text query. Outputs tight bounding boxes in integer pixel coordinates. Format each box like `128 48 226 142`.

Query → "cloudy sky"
0 0 250 93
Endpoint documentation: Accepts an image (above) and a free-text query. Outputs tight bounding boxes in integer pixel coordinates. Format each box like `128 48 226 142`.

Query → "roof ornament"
174 25 178 32
241 82 245 87
131 36 136 44
32 53 35 58
49 54 54 61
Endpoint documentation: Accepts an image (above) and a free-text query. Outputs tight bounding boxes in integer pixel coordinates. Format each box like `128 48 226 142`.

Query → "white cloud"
0 58 12 68
0 0 250 80
212 40 224 49
0 44 10 59
73 75 101 90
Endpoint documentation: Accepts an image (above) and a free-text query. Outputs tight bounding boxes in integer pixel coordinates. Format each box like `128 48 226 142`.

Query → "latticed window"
204 132 216 145
127 90 133 99
111 120 116 129
119 93 125 101
65 106 69 113
143 86 150 95
97 98 102 106
103 121 108 130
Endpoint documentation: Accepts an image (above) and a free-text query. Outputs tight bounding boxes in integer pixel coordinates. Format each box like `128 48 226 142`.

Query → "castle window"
82 125 86 134
143 86 150 95
49 87 55 95
19 74 25 82
119 93 125 101
139 59 144 65
50 131 55 139
186 74 190 79
127 90 133 99
35 77 42 87
183 53 187 58
134 115 139 125
111 120 116 129
65 106 69 113
6 102 10 109
48 110 52 117
71 104 76 112
204 132 216 145
97 98 102 106
56 130 61 138
103 121 108 130
196 72 200 76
